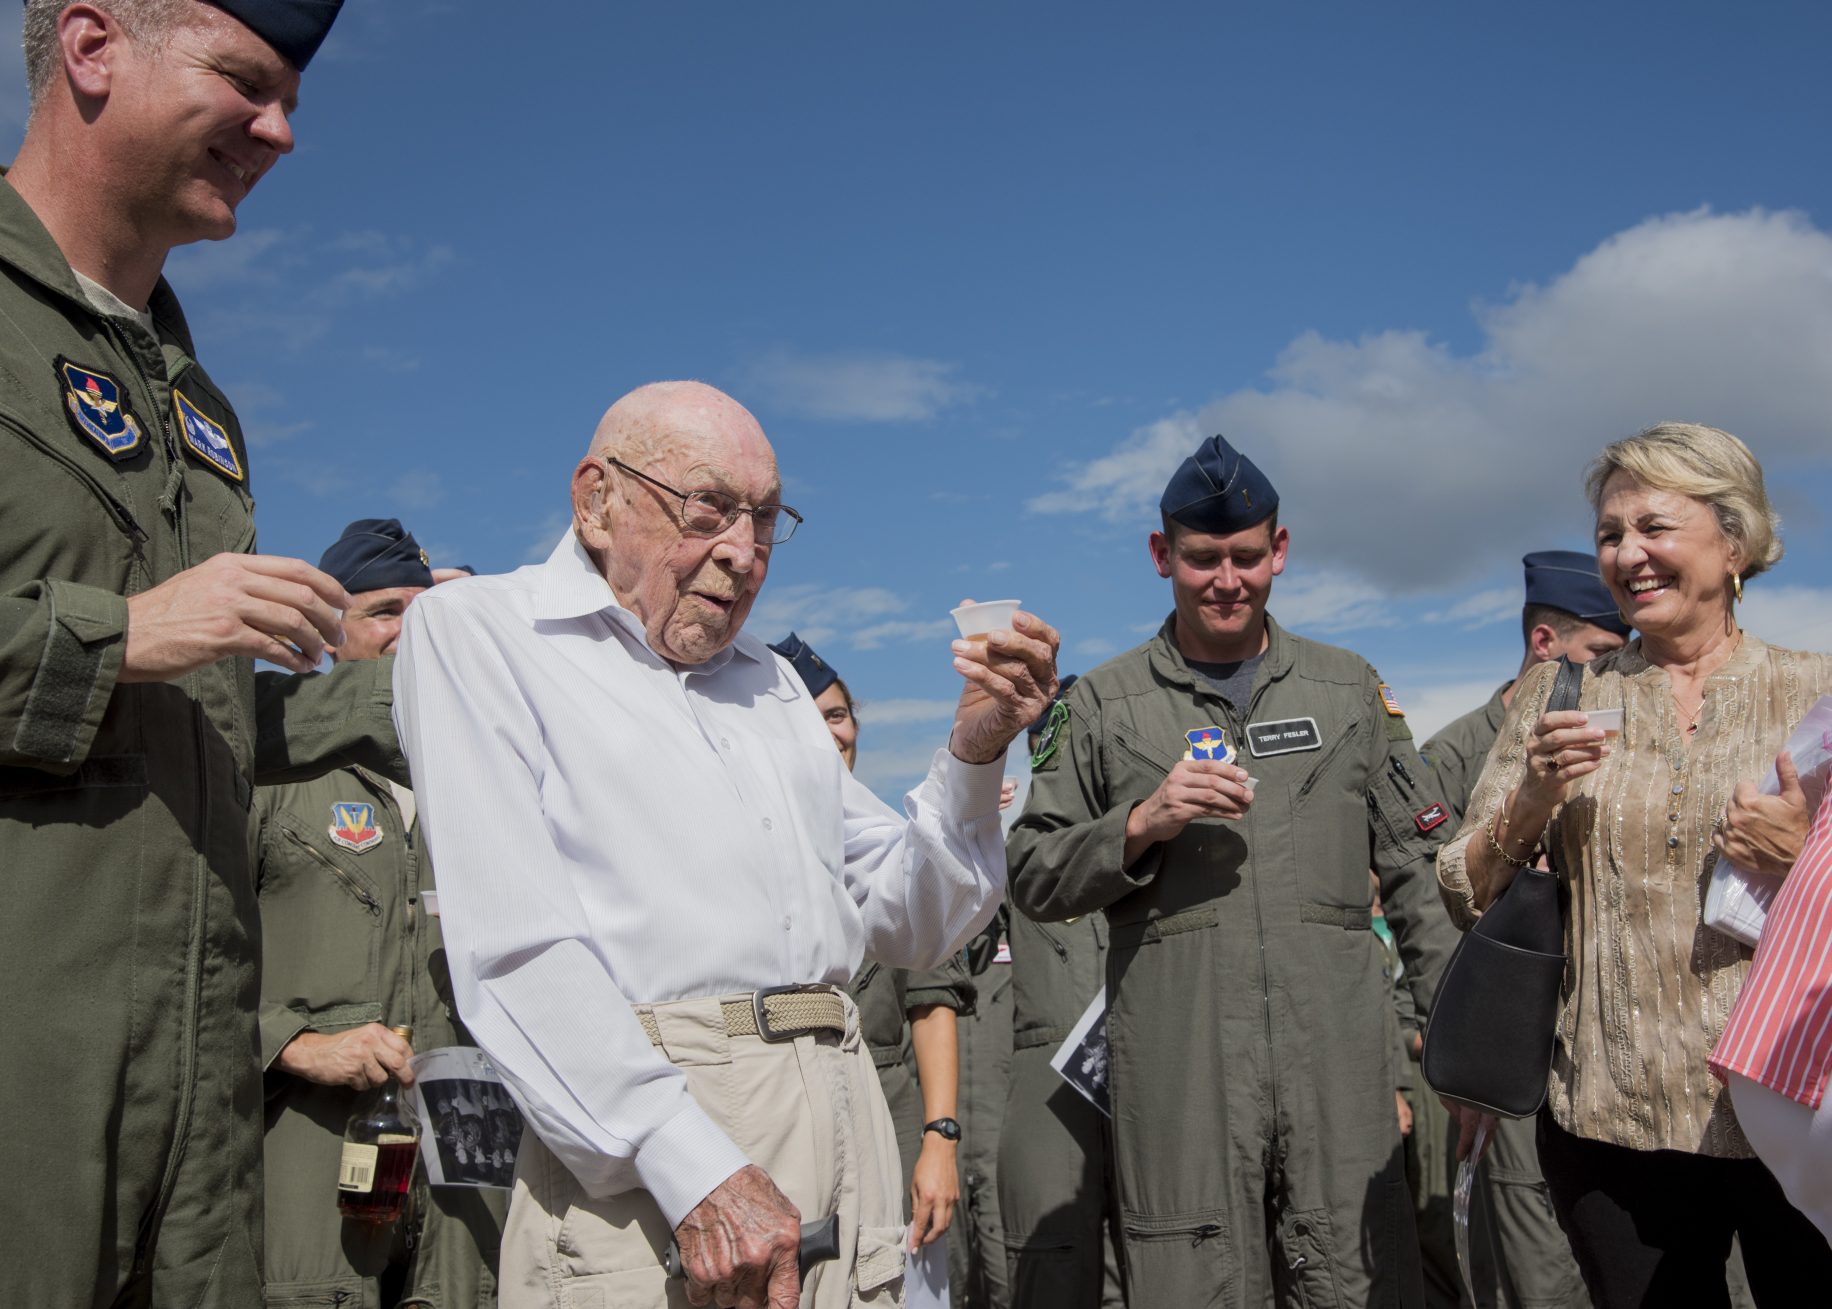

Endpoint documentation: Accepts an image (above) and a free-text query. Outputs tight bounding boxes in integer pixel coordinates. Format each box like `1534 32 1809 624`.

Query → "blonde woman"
1437 423 1832 1306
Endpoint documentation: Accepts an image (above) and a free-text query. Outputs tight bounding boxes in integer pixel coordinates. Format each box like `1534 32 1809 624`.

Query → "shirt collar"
527 529 765 673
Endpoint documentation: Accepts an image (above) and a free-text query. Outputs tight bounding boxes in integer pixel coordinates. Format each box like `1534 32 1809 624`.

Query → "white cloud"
748 583 910 649
854 741 950 795
1031 208 1832 594
851 617 958 651
1739 584 1832 656
744 348 988 422
1423 587 1520 630
1270 569 1402 635
164 229 293 291
1074 637 1118 657
855 698 957 727
1387 673 1514 745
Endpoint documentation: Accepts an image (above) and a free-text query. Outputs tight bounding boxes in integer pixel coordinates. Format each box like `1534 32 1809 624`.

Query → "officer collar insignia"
1029 700 1070 770
55 357 145 460
329 801 384 853
173 388 244 482
1378 683 1405 717
1183 725 1235 764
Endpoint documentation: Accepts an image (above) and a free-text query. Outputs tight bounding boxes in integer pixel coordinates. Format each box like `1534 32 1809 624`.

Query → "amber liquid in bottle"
337 1025 421 1223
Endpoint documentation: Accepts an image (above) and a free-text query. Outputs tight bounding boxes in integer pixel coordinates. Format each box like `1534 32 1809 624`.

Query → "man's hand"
1442 1098 1497 1163
1715 752 1812 878
276 1023 414 1090
1395 1090 1414 1138
908 1135 959 1249
1122 759 1255 865
121 553 350 680
947 605 1061 766
674 1165 801 1309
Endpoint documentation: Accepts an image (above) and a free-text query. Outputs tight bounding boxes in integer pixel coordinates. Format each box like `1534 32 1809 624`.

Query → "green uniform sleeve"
0 579 128 772
260 1000 313 1076
1009 687 1162 922
903 950 976 1018
1364 678 1462 1028
253 655 407 786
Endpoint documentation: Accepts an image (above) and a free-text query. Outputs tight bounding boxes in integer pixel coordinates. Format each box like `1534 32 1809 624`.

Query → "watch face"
924 1117 962 1141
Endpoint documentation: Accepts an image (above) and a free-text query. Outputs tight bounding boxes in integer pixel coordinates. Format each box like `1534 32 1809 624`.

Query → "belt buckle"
752 982 830 1044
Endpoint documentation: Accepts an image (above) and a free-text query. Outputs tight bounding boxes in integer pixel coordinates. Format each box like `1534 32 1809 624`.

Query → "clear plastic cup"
951 599 1022 642
421 890 440 918
1585 708 1623 738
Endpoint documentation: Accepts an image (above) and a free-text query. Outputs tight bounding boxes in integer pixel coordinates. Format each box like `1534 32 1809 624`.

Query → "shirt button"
1672 783 1686 795
721 737 732 749
762 817 773 831
1668 812 1680 821
782 916 792 932
1667 835 1680 849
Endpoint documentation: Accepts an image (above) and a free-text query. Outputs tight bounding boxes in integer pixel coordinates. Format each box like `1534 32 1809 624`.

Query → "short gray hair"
22 0 188 104
1584 421 1783 582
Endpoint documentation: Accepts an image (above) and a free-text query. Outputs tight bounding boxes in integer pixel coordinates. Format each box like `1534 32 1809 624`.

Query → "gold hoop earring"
1732 573 1743 603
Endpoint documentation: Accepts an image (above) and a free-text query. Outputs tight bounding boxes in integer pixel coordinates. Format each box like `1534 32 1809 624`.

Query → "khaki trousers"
500 992 907 1309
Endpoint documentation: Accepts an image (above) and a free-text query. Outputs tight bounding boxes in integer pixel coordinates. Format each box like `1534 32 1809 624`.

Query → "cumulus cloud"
855 698 958 727
744 348 988 422
1031 208 1832 592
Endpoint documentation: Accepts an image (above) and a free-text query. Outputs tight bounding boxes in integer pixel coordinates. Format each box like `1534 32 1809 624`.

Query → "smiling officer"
1008 434 1460 1308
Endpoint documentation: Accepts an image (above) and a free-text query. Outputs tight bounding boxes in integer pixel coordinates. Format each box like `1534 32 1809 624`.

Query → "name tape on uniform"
1246 717 1322 757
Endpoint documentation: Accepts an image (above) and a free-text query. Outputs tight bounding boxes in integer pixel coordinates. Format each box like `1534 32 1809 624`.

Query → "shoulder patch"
1030 701 1070 771
1378 683 1404 717
55 356 145 459
174 387 245 482
328 801 384 853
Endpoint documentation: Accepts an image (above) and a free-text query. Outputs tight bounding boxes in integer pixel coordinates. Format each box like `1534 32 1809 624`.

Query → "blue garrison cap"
768 632 841 698
205 0 344 70
1523 550 1631 638
1160 434 1279 534
319 518 433 594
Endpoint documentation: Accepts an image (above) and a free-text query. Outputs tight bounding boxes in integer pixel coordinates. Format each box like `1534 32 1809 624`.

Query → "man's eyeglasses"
605 458 803 545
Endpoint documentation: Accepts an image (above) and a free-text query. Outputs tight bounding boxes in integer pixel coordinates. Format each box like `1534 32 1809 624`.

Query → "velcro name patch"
1246 717 1322 757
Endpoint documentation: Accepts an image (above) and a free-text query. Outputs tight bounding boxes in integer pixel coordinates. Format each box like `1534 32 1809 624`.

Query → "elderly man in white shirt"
393 381 1059 1309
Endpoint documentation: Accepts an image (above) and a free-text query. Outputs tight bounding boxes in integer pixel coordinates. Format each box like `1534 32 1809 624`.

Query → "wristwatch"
922 1117 962 1142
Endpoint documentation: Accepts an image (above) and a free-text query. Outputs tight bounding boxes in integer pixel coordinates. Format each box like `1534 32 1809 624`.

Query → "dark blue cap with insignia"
768 631 840 698
319 518 433 594
1160 433 1279 533
204 0 345 70
1523 550 1630 637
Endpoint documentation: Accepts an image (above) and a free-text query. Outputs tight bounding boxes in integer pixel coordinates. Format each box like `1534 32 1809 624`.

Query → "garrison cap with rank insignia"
768 631 840 698
1523 549 1631 638
1160 433 1279 533
318 518 434 594
201 0 346 70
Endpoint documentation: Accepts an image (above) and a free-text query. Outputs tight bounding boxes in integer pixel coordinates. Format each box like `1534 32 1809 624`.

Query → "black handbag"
1421 656 1583 1118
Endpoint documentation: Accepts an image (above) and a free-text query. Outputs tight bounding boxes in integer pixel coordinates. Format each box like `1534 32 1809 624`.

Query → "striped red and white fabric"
1712 798 1832 1108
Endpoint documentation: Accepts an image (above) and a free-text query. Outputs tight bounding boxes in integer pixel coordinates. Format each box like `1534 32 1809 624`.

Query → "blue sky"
7 3 1830 798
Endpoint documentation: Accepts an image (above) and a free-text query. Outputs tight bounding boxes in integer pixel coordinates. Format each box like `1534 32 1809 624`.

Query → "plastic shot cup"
951 599 1022 643
1584 708 1623 739
421 890 440 918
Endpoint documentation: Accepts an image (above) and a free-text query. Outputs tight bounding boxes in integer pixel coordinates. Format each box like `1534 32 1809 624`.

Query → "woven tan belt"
636 984 846 1047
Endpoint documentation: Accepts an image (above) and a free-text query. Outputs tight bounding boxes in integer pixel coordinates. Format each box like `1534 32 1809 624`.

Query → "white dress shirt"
392 532 1008 1226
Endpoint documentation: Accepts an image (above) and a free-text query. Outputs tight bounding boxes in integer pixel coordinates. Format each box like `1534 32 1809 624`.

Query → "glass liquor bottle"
337 1025 421 1223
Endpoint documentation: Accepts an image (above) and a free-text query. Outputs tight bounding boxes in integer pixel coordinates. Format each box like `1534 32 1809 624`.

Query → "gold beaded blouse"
1437 635 1832 1156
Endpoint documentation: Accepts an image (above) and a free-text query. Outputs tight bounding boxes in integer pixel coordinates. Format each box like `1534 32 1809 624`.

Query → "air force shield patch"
328 802 384 853
1184 725 1236 764
55 357 145 459
174 388 244 482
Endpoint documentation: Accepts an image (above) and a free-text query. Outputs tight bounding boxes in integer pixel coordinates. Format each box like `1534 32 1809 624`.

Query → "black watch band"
922 1117 962 1142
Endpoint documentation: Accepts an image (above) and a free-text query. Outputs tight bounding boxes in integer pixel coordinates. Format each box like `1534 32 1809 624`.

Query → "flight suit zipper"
279 827 382 912
1236 673 1282 1145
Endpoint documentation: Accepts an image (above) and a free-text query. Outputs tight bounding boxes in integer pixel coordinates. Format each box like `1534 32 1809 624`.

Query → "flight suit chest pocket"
1106 723 1178 798
1290 717 1375 916
259 814 384 1025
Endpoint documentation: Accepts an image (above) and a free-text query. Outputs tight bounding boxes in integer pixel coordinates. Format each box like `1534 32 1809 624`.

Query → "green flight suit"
1009 616 1461 1309
0 179 404 1309
258 768 504 1307
996 909 1124 1309
847 956 975 1199
1421 689 1587 1309
951 913 1014 1309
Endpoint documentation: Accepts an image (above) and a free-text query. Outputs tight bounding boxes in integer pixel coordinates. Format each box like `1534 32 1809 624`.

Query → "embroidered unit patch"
174 388 244 481
1414 802 1449 833
1379 684 1405 717
1030 701 1070 770
328 802 384 853
55 357 144 459
1183 725 1235 764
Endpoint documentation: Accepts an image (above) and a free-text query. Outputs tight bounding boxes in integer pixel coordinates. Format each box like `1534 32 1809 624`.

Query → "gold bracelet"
1486 800 1535 870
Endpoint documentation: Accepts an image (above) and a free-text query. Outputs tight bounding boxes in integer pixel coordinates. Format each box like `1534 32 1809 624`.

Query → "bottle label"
338 1142 379 1193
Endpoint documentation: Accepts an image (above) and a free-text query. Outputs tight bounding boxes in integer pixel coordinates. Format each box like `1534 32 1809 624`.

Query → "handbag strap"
1540 656 1585 879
